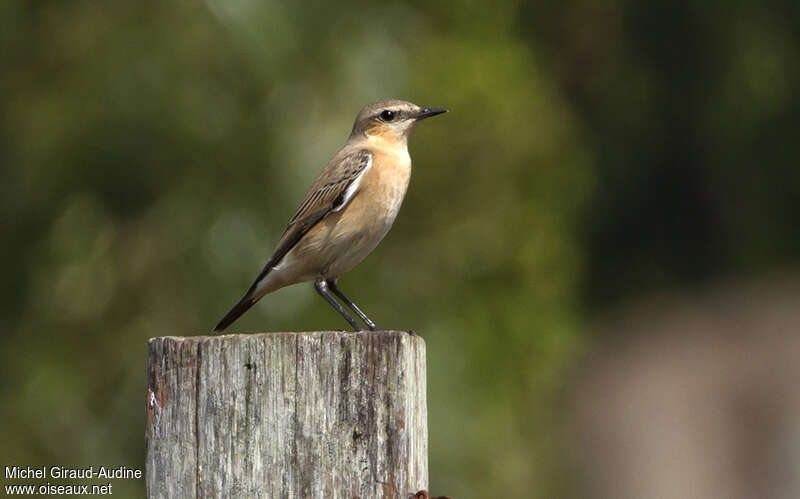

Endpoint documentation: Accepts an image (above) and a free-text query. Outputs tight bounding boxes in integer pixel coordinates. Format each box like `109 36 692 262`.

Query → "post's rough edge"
148 330 424 344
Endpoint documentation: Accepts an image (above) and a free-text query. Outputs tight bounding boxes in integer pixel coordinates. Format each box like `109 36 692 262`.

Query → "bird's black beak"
416 107 448 120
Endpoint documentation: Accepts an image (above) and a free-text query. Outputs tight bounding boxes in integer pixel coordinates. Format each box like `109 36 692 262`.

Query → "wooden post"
145 331 427 498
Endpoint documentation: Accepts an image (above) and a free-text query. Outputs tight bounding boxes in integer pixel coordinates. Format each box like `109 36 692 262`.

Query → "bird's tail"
213 292 259 333
214 256 284 332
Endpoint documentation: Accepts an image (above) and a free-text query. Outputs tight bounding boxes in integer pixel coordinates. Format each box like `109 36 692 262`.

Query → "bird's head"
349 99 447 143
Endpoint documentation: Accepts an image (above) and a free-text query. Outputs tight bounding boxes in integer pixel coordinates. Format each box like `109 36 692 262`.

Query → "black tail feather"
213 293 258 333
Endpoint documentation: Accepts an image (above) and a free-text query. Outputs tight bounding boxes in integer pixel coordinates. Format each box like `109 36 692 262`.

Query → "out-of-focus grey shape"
570 276 800 499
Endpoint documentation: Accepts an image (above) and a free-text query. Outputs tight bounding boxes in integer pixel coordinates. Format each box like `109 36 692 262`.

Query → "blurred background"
2 0 799 497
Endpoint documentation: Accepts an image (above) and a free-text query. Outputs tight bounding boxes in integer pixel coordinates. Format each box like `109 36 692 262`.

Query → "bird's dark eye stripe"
379 110 395 121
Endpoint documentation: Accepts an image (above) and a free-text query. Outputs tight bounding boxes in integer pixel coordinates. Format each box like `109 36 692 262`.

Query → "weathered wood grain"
146 331 427 498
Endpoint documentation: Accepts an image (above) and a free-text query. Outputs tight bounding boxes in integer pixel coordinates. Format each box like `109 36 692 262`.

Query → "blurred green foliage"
1 0 798 497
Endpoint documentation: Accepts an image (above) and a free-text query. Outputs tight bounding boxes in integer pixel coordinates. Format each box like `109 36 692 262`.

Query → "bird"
214 99 447 333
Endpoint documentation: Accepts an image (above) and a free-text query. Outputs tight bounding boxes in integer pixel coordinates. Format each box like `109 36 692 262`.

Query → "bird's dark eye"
379 110 396 122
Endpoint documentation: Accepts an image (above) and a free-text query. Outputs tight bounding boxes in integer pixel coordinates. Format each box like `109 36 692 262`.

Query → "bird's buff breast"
292 148 411 279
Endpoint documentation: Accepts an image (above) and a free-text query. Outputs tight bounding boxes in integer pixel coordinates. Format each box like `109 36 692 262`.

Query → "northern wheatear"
214 100 447 332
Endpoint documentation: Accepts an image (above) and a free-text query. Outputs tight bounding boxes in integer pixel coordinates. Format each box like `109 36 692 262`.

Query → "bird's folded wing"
264 148 373 271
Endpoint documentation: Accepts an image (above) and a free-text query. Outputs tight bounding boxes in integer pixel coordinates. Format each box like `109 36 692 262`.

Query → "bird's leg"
327 279 378 331
314 278 361 331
